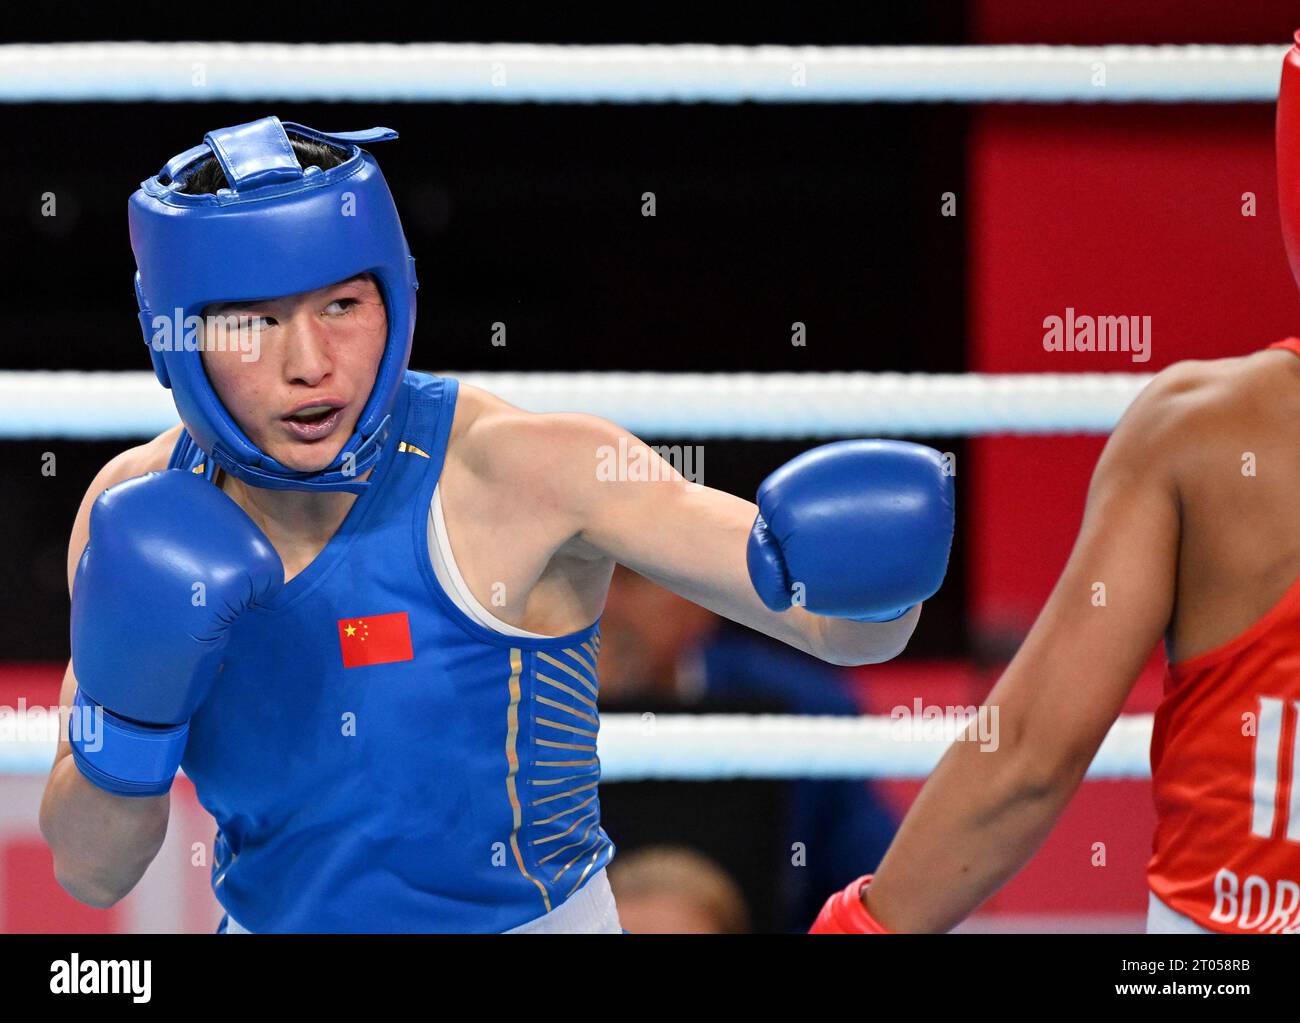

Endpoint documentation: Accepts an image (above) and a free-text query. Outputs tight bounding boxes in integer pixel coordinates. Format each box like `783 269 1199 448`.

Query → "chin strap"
211 414 392 495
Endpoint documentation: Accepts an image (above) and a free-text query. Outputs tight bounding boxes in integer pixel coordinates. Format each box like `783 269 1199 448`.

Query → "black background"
2 2 967 662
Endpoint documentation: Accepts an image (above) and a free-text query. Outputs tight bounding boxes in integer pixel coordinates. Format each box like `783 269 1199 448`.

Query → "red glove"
1277 30 1300 292
809 875 892 934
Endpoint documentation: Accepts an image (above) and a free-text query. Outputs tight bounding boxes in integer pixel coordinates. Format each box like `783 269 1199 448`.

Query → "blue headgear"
128 116 417 494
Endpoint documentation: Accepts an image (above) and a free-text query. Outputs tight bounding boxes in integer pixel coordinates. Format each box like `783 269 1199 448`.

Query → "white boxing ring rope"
0 40 1184 784
0 370 1152 439
0 367 1159 781
0 42 1285 103
0 713 1155 780
599 713 1154 781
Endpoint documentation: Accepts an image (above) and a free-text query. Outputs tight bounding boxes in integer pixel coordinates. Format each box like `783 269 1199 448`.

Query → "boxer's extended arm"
502 411 919 665
858 373 1186 932
39 431 178 908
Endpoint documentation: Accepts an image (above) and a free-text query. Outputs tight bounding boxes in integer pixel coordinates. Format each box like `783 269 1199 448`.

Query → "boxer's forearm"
812 603 922 665
40 754 169 908
862 734 1085 933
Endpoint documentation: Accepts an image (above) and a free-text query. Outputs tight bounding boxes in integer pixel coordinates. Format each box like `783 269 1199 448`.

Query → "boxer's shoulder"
1121 354 1299 434
132 424 188 474
1152 350 1300 400
67 425 188 592
1110 353 1300 478
98 424 187 486
449 381 618 491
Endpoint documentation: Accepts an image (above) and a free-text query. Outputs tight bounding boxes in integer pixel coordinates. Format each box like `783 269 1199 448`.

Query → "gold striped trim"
397 441 430 458
535 758 598 768
535 738 596 752
503 647 551 914
534 694 598 726
535 672 597 710
568 848 604 897
534 716 598 740
564 646 597 678
538 651 598 698
529 772 598 787
530 809 598 846
534 795 598 828
540 816 600 873
541 833 598 871
530 780 599 807
545 822 603 875
192 464 206 474
553 836 606 884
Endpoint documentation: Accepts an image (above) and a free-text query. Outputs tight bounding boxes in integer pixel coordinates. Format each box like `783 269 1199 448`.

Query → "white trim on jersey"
427 482 556 640
1146 891 1216 934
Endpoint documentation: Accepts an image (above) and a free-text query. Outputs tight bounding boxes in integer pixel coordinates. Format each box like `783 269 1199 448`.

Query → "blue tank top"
169 370 613 932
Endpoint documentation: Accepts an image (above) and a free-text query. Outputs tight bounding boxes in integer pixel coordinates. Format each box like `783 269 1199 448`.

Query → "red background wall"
969 102 1295 634
955 5 1300 922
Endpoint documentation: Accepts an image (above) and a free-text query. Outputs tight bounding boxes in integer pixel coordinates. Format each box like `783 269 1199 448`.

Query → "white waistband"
222 867 622 934
506 867 623 933
1146 891 1216 934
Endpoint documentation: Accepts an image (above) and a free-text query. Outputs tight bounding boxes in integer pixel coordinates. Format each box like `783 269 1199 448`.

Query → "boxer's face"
200 273 387 475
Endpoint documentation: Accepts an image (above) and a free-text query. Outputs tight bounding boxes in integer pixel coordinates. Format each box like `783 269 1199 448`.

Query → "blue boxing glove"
747 440 954 621
69 470 283 797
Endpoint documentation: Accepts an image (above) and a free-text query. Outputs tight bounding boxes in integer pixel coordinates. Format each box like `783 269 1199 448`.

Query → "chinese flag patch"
338 612 414 668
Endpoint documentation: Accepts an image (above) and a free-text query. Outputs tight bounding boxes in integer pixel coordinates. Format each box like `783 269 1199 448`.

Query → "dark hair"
175 132 348 195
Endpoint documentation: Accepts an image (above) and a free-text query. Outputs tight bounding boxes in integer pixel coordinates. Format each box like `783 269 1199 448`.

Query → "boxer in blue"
39 117 955 933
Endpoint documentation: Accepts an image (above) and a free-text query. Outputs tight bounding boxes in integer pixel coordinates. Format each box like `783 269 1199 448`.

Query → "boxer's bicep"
548 415 824 653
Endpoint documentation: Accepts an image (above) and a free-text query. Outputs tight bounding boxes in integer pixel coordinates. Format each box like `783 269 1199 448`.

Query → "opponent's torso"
1144 338 1300 933
1149 571 1300 933
170 371 614 932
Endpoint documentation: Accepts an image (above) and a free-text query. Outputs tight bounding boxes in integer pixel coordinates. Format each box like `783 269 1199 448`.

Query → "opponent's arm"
836 372 1186 932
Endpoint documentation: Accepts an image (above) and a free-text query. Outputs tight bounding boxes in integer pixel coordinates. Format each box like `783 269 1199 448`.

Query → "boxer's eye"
208 313 273 332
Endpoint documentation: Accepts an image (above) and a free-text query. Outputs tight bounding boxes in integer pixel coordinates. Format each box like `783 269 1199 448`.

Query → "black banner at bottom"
0 932 1290 1011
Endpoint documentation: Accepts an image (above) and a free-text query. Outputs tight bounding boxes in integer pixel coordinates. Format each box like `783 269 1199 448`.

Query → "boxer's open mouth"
282 402 345 441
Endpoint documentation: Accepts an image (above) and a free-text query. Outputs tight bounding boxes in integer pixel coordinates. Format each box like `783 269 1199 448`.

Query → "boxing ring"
0 367 1158 779
1 35 1269 794
2 39 1282 931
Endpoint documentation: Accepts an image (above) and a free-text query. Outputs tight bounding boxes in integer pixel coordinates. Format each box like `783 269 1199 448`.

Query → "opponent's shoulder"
1134 351 1299 425
1106 350 1300 473
1114 351 1271 429
66 425 185 592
